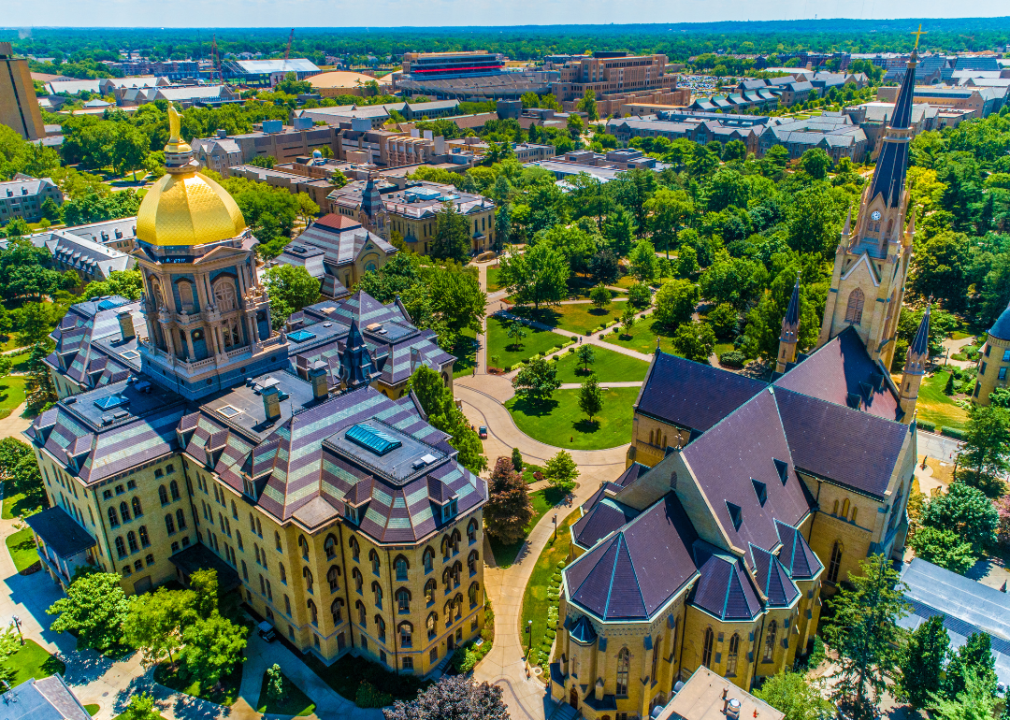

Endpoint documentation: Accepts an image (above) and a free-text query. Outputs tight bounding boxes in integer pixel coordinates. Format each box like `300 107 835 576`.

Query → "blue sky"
3 0 1009 28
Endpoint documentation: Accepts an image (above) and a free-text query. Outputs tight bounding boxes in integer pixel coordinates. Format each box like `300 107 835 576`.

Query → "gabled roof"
690 543 763 621
774 520 822 580
749 543 800 607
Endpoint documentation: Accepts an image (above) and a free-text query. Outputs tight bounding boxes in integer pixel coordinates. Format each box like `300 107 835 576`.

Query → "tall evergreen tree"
899 614 949 709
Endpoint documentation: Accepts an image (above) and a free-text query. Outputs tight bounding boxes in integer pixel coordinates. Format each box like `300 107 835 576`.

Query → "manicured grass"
487 266 502 292
0 377 27 420
505 387 638 451
552 346 649 384
1 640 65 688
257 671 317 716
2 481 45 520
84 705 100 716
7 352 30 373
511 302 627 336
487 316 567 369
488 487 568 568
6 528 38 572
518 462 545 485
300 652 429 708
520 508 580 671
917 371 970 432
154 662 243 706
612 275 637 289
714 342 735 358
602 319 674 355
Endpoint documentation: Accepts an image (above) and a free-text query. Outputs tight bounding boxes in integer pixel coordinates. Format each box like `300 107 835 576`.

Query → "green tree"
754 671 833 720
40 198 61 223
699 256 767 310
81 269 144 301
920 482 999 556
181 613 248 688
248 155 276 169
190 568 219 620
628 240 659 283
577 90 598 121
408 366 487 473
544 449 579 492
589 284 610 311
898 614 949 710
47 571 128 651
653 279 698 329
432 200 472 262
263 264 321 328
957 404 1010 498
483 457 533 546
566 114 584 141
122 586 197 665
706 168 750 213
823 555 910 717
909 526 976 575
944 632 998 701
121 692 159 720
511 447 523 474
671 320 716 363
576 344 595 374
603 207 636 257
578 374 604 425
494 203 511 254
14 302 54 347
707 303 738 339
267 663 286 701
588 250 619 286
910 231 971 310
512 358 560 404
506 241 569 310
112 125 149 179
505 318 527 351
621 306 636 336
627 282 652 309
798 148 833 180
931 669 1000 720
675 245 699 278
644 187 693 256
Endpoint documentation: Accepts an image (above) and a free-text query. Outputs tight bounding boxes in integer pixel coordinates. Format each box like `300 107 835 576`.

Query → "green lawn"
552 346 649 384
300 652 428 708
505 387 638 451
2 480 45 520
7 352 30 373
612 275 637 289
0 640 65 689
520 508 580 672
511 302 628 336
0 377 27 420
154 662 243 706
603 319 674 355
489 487 568 568
917 370 970 432
257 671 317 716
487 266 502 292
487 316 567 369
6 528 38 572
84 705 100 716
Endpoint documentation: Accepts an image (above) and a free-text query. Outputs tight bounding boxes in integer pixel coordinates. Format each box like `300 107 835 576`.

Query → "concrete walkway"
0 401 30 441
495 308 654 363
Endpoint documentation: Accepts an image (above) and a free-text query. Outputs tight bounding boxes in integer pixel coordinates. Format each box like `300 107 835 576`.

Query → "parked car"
257 620 277 642
478 426 488 439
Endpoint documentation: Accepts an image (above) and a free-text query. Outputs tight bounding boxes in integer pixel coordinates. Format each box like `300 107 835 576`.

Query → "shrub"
355 681 393 708
719 350 747 368
556 561 566 569
917 420 936 432
942 427 966 440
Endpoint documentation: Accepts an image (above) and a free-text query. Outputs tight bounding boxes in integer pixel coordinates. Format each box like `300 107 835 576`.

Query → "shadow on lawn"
573 419 601 434
509 397 558 417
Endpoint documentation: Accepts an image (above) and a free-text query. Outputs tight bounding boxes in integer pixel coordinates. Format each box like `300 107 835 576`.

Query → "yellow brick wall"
973 334 1010 406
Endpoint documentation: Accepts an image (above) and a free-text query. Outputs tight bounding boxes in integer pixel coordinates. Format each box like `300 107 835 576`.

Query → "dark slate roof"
775 326 900 421
25 507 96 558
990 305 1010 342
337 320 386 389
565 494 698 621
775 387 910 499
568 615 598 644
690 543 763 621
868 55 916 207
680 389 813 557
635 351 766 434
774 520 822 580
783 275 801 328
571 495 640 550
3 675 91 720
910 304 931 356
749 544 800 607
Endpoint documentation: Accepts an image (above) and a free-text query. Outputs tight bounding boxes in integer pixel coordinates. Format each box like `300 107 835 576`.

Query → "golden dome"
135 106 246 247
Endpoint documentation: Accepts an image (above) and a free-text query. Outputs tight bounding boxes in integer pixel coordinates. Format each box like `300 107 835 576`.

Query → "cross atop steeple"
911 24 927 51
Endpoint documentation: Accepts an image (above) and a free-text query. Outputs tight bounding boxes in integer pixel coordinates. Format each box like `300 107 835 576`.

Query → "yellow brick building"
971 307 1010 406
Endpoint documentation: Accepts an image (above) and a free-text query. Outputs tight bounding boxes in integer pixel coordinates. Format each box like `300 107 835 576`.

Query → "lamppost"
552 514 558 540
12 615 23 645
526 620 533 658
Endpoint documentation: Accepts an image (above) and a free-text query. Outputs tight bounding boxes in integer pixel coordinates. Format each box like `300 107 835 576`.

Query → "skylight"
288 329 317 343
346 424 402 457
218 406 241 419
94 394 129 410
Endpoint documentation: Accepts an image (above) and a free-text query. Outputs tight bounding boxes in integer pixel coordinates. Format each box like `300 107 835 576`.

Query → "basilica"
549 51 927 718
24 107 486 677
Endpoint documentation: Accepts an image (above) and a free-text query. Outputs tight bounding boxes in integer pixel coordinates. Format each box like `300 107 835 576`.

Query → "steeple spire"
868 49 918 208
775 273 802 374
898 303 930 424
909 303 931 359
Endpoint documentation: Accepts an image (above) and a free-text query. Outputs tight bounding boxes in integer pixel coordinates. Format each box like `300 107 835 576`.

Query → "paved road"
916 429 962 463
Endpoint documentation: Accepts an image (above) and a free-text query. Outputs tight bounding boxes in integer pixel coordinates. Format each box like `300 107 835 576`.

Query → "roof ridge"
602 533 624 620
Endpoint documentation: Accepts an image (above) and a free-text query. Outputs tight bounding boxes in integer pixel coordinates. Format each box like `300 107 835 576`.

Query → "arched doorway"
569 686 578 709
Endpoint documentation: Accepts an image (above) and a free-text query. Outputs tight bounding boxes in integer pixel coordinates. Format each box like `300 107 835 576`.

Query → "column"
184 329 196 360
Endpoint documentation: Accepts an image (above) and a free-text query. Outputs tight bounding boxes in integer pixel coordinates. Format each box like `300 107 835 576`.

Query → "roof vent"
773 458 789 485
751 479 767 507
726 501 743 532
725 698 741 719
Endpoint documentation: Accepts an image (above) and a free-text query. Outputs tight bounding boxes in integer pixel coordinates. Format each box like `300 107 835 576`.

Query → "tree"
248 155 276 169
112 126 149 179
920 482 999 556
408 366 487 473
578 374 604 425
699 256 767 310
576 344 595 374
754 671 833 720
48 571 128 651
588 250 619 286
505 318 527 351
566 114 584 141
267 663 286 701
603 207 636 257
707 303 738 339
930 669 1000 720
494 204 510 254
504 241 569 310
944 632 998 701
627 282 652 309
190 568 219 619
589 284 610 311
82 269 144 301
483 457 533 546
513 358 560 404
329 169 348 188
263 264 321 328
14 302 55 347
577 90 598 121
511 447 523 474
628 240 659 283
544 450 579 492
957 404 1010 498
181 613 248 688
823 555 910 718
644 187 693 256
910 231 971 310
675 245 699 278
122 586 197 665
653 279 698 329
798 148 833 180
671 320 716 364
383 674 510 720
621 306 636 336
25 341 56 408
706 168 749 213
121 692 159 720
431 201 472 263
898 614 949 710
909 526 976 575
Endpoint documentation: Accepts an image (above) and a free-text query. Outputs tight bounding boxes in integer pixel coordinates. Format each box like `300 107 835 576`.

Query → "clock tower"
816 47 919 370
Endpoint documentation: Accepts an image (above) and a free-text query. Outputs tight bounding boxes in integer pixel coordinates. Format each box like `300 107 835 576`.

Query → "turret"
898 304 930 423
776 274 802 374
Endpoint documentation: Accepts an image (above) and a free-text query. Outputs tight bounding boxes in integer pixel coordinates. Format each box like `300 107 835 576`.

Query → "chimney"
725 698 741 720
308 361 328 400
118 311 136 341
217 128 228 138
262 386 282 422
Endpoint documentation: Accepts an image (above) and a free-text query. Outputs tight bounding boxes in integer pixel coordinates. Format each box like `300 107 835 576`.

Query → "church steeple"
867 50 918 209
775 273 801 374
898 304 930 423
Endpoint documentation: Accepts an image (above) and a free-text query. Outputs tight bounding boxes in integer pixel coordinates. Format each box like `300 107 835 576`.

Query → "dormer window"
773 459 789 485
345 504 358 524
751 479 767 507
726 501 743 531
441 498 457 522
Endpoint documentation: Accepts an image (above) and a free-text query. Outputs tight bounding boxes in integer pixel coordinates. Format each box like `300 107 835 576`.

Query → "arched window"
845 288 865 324
115 536 126 559
702 628 714 668
132 497 143 517
308 599 318 626
841 498 850 518
324 534 337 560
127 531 138 553
176 508 187 530
394 555 409 581
427 612 438 639
213 277 238 313
298 535 309 560
727 633 740 677
851 507 858 524
454 594 463 619
399 622 413 648
468 550 479 576
441 535 451 560
423 547 435 573
352 568 363 593
120 502 131 522
159 486 169 505
397 588 411 613
444 600 453 628
279 562 287 584
275 531 282 551
170 480 180 501
425 579 437 605
349 537 360 561
763 621 777 663
450 530 461 554
356 600 366 626
828 541 843 584
651 636 660 685
375 615 386 642
452 561 462 588
468 581 479 607
331 598 343 624
303 567 314 593
139 526 150 548
109 506 120 528
370 549 380 575
442 567 451 594
231 500 237 520
832 499 839 516
165 514 175 534
372 581 383 608
327 566 340 592
467 519 478 544
616 648 630 696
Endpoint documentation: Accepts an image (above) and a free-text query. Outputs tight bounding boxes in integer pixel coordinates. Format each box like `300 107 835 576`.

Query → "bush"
355 681 393 708
942 427 966 440
719 350 747 368
917 419 936 432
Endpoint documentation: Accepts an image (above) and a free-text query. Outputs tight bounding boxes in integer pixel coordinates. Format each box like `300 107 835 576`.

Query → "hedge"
917 420 936 432
941 426 966 440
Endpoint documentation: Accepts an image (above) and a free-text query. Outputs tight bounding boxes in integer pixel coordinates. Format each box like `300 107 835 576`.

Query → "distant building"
759 112 869 162
608 112 770 157
401 51 505 77
0 42 46 141
223 58 320 83
843 102 941 157
877 84 1005 118
547 52 682 116
0 673 92 720
308 71 391 98
228 164 336 208
102 58 201 81
0 175 62 224
296 99 463 129
972 304 1010 406
6 217 137 287
117 83 240 108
